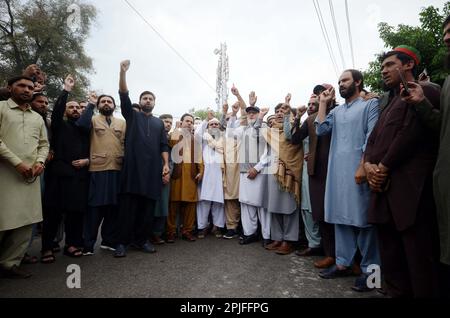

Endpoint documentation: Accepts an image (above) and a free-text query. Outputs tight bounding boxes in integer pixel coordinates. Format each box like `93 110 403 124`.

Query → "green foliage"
364 2 450 92
189 108 221 121
0 0 97 101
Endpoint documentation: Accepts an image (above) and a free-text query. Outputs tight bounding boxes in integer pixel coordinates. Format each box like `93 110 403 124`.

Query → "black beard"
141 106 154 114
100 108 114 116
340 82 357 99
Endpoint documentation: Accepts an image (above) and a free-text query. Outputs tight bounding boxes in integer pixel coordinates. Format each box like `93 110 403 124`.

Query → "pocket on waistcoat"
91 153 107 165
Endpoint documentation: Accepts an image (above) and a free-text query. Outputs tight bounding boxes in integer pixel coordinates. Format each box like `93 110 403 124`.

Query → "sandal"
40 251 56 264
22 253 39 265
64 246 83 258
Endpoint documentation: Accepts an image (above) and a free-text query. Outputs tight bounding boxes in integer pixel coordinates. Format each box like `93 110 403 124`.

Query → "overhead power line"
329 0 346 70
123 0 216 92
345 0 355 68
312 0 340 77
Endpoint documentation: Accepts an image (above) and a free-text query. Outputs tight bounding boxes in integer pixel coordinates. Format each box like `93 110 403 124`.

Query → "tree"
364 2 450 92
0 0 97 101
188 107 221 121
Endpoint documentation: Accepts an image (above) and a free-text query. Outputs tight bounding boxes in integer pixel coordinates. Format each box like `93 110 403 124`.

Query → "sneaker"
83 249 95 256
223 229 239 240
141 242 156 254
113 244 127 258
100 244 116 252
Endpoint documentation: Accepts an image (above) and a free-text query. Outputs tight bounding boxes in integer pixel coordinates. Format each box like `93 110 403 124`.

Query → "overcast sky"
84 0 446 118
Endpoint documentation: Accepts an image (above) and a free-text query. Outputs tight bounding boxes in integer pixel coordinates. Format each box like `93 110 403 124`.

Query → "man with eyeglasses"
0 76 49 278
195 110 226 239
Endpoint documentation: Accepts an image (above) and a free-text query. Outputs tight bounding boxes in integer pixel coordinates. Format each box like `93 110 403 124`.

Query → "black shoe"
0 265 32 279
223 229 239 240
262 239 272 248
319 265 353 279
351 274 375 293
82 248 95 256
141 242 156 254
295 247 324 257
239 234 259 245
114 244 127 258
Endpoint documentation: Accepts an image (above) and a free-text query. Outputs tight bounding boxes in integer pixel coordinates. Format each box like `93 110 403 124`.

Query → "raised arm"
51 75 74 134
315 88 336 136
231 84 247 110
119 60 133 120
76 92 98 132
401 81 441 136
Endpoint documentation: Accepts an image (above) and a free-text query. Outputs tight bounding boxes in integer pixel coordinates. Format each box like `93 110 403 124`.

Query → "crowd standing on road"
1 16 450 299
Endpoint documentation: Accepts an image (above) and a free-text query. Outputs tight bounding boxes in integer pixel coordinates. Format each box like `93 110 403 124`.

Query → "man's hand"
281 104 291 117
362 92 379 101
32 162 45 177
64 75 75 92
320 88 335 105
15 163 33 179
195 173 203 183
364 163 389 192
249 91 258 107
162 164 170 177
259 107 269 120
285 93 292 106
355 164 367 185
297 106 307 119
304 153 310 162
88 91 98 105
162 173 171 185
72 159 90 169
120 60 130 73
223 103 229 115
401 82 425 105
247 168 259 180
34 82 46 93
207 109 215 121
232 102 240 116
231 84 240 97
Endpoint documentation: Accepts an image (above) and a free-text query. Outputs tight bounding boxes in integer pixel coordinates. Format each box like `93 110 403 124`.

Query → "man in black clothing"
41 75 90 263
114 60 170 258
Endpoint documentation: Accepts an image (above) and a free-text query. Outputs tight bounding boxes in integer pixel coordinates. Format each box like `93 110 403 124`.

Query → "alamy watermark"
67 3 81 33
66 264 81 289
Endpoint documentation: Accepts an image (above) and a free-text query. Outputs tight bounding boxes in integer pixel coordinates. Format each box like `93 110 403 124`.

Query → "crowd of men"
1 16 450 299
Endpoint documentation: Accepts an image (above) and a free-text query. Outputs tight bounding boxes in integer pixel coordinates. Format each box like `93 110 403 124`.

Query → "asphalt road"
0 235 385 299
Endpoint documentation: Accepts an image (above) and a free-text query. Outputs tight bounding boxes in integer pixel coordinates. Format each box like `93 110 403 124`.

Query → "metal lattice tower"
214 43 229 112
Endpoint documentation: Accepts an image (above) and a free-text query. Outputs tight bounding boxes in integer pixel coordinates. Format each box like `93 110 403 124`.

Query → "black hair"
139 91 156 101
132 103 141 110
343 69 365 92
380 51 418 78
181 113 194 122
7 76 34 86
159 114 173 120
96 95 116 108
31 93 47 102
274 103 284 112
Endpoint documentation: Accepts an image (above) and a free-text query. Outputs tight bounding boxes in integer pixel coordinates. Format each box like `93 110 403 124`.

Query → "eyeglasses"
209 123 220 127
